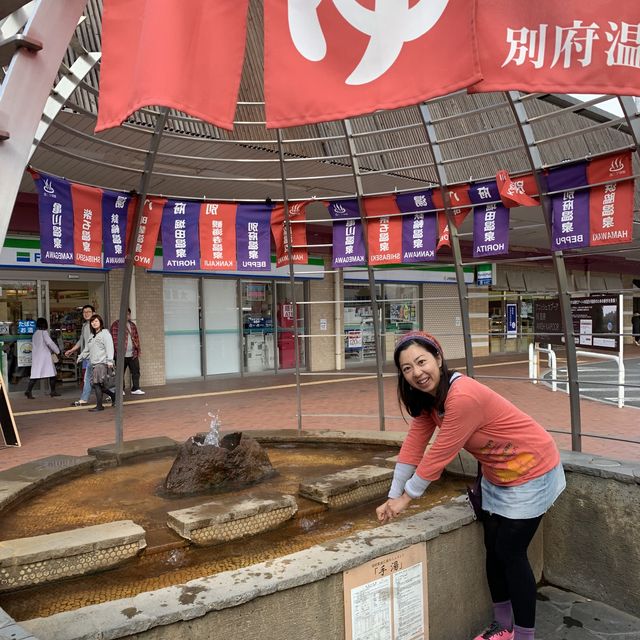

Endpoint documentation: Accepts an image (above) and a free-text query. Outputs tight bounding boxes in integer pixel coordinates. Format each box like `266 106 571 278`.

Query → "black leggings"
482 512 542 628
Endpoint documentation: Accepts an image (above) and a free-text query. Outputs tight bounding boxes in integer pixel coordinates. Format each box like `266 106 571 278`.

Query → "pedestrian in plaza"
77 314 115 412
632 312 640 346
24 317 60 399
110 308 144 395
376 331 566 640
65 304 95 407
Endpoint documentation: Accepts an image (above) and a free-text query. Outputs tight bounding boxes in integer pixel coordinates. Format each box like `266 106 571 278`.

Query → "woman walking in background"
377 331 565 640
24 317 60 399
77 314 115 412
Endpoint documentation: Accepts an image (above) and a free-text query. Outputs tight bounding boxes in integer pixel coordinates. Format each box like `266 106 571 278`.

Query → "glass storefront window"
241 281 275 373
384 283 420 361
343 284 381 363
163 278 202 380
275 281 305 369
203 279 240 375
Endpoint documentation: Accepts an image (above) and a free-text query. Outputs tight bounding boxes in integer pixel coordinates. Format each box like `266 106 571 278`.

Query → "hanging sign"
133 196 165 268
236 203 273 272
103 190 136 268
469 179 510 258
432 185 472 251
271 202 309 267
199 202 238 270
327 199 366 268
395 190 437 263
161 200 201 271
548 161 590 251
363 196 403 266
71 182 103 268
31 172 75 265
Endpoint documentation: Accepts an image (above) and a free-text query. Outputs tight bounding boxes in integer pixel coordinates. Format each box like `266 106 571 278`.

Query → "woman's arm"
103 331 115 364
44 332 60 354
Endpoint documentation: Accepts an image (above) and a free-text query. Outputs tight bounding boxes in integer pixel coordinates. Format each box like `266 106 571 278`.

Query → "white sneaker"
131 389 145 395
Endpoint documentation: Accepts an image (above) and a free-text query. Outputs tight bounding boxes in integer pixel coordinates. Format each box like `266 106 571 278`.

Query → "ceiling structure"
5 0 640 283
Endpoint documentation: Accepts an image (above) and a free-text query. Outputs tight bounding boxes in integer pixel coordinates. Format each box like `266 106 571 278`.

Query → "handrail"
575 350 625 409
529 343 558 392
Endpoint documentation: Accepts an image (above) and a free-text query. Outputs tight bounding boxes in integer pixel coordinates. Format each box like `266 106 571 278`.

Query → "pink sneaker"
473 621 514 640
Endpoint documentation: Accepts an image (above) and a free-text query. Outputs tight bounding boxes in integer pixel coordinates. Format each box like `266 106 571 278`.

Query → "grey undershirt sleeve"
388 462 417 498
403 473 431 499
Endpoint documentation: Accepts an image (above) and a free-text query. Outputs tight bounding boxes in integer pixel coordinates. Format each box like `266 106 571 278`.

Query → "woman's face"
90 317 101 331
398 343 442 396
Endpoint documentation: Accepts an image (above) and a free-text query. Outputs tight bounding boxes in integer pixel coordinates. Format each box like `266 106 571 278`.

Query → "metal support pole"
618 96 640 162
276 129 303 433
506 91 582 451
417 103 475 378
342 119 386 431
113 107 169 447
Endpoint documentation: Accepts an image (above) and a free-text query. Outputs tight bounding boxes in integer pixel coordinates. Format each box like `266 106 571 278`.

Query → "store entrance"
0 277 104 393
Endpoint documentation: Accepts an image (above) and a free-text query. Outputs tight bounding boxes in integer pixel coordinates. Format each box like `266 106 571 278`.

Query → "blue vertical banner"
547 161 590 250
506 303 517 339
327 199 366 268
102 189 133 268
395 190 437 263
30 172 75 264
469 180 510 258
161 200 201 271
235 202 273 271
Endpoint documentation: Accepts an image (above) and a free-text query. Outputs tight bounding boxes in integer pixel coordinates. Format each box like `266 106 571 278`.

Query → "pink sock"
514 624 535 639
492 601 513 629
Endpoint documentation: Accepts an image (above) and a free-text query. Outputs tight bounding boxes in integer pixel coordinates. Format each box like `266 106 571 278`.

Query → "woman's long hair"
89 314 105 335
394 337 454 418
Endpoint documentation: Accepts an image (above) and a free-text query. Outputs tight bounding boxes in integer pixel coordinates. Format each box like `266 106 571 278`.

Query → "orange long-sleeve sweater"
398 375 560 486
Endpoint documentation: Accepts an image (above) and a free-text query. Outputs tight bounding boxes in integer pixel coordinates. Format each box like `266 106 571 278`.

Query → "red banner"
133 197 165 269
472 0 640 96
199 202 238 270
264 0 480 128
362 196 403 265
496 171 539 208
587 151 634 246
433 186 472 251
71 183 103 268
271 202 309 267
96 0 249 132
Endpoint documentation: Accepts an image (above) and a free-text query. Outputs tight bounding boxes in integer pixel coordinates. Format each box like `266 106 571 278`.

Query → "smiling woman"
377 330 566 640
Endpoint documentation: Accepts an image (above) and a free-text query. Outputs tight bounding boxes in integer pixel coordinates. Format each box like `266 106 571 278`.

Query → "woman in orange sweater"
376 331 565 640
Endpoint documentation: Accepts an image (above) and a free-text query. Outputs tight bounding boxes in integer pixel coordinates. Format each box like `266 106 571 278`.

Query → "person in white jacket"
77 314 116 412
24 317 60 399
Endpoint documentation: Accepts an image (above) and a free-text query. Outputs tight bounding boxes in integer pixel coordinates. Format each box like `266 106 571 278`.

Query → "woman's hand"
376 494 412 524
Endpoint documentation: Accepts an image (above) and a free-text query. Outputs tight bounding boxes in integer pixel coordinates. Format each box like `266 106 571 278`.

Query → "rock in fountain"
163 431 276 496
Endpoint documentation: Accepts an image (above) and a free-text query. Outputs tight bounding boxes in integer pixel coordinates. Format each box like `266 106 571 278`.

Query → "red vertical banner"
587 151 634 246
199 202 238 270
271 202 309 267
133 196 165 269
363 196 403 265
433 185 472 251
71 182 103 268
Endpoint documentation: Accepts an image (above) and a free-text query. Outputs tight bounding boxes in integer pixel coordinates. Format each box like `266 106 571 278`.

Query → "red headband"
394 331 443 357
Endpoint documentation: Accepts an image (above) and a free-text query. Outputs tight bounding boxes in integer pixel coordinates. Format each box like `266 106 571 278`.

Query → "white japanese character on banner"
503 26 547 68
551 21 599 69
605 22 640 68
288 0 450 85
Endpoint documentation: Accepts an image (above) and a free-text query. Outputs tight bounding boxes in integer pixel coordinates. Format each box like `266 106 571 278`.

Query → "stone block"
167 495 297 546
0 520 146 591
298 465 393 508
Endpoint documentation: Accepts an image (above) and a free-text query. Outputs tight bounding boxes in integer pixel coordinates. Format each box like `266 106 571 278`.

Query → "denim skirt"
480 461 566 519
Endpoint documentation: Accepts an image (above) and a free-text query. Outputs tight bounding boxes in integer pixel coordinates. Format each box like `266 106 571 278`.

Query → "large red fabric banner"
96 0 249 132
264 0 480 128
199 202 238 271
496 171 539 208
472 0 640 96
71 183 103 268
133 197 165 269
363 196 403 265
587 151 634 246
271 202 309 267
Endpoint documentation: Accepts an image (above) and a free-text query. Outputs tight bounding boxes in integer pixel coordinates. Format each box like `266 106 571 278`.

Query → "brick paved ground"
1 355 639 471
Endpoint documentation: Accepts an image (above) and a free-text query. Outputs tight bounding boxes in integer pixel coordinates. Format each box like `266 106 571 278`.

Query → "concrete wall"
307 274 341 372
543 453 640 618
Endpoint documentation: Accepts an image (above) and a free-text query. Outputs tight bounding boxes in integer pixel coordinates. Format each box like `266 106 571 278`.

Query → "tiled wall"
307 273 342 371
